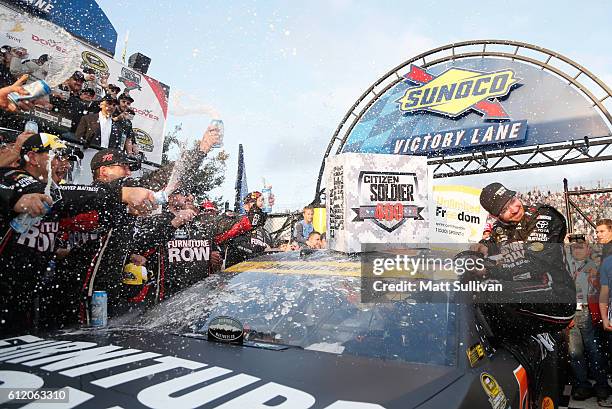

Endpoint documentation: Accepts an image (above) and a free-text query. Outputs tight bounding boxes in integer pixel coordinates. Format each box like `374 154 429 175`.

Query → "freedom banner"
429 185 489 244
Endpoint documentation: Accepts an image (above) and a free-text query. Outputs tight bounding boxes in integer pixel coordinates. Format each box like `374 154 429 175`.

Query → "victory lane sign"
353 171 424 233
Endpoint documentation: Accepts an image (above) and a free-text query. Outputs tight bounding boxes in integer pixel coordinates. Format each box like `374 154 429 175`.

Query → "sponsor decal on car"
466 343 485 367
207 316 244 344
480 372 508 409
0 335 383 408
224 260 362 277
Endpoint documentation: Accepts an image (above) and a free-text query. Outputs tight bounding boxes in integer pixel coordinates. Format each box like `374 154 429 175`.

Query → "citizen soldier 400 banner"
326 153 429 253
0 7 169 164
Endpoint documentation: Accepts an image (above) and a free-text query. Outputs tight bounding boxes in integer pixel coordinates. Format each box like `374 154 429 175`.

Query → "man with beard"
0 133 158 334
474 182 576 337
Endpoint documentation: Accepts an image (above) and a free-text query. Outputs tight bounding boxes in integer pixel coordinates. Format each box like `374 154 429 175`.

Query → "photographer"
9 53 50 84
113 93 137 153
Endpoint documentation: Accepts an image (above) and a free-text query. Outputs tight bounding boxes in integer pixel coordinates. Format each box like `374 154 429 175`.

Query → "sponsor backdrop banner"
2 0 117 55
0 11 168 164
429 185 488 244
342 58 611 157
326 153 429 253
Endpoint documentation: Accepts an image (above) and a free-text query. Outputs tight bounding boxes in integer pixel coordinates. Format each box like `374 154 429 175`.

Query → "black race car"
0 249 563 408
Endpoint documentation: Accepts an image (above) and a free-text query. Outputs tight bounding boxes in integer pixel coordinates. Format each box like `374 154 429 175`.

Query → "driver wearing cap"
474 182 576 338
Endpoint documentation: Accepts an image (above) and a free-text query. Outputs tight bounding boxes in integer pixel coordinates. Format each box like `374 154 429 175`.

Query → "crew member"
0 133 156 334
221 191 270 267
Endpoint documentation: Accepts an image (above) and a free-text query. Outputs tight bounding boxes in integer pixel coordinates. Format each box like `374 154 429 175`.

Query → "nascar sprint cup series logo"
353 171 424 233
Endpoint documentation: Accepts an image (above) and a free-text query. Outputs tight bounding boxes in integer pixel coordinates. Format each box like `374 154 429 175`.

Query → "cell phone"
568 233 586 243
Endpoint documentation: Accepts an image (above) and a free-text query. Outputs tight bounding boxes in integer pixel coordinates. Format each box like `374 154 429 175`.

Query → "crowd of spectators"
519 185 612 240
0 45 139 157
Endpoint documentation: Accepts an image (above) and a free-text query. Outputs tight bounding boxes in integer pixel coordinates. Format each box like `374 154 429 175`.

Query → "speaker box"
128 53 151 74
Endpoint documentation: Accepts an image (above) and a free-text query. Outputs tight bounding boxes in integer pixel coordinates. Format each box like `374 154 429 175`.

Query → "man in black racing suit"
475 182 576 337
471 182 576 406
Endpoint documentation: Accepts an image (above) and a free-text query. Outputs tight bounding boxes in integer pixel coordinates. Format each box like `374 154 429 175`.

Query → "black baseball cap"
108 84 121 92
72 71 85 82
118 93 134 103
479 182 517 217
81 88 95 96
90 149 132 171
20 133 66 156
100 94 118 105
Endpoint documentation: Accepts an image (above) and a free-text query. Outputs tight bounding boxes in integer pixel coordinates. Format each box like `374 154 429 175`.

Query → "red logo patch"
102 153 113 162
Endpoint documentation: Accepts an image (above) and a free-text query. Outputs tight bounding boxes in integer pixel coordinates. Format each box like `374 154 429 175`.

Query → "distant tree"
144 123 228 203
161 124 182 166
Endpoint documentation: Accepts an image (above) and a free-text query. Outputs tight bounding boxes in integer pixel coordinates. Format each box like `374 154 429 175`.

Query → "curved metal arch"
313 40 612 202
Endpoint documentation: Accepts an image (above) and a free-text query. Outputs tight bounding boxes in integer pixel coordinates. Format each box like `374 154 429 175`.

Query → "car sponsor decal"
541 396 554 409
542 396 555 409
0 335 384 408
513 365 529 409
224 261 362 277
466 343 485 367
207 316 244 344
480 372 508 409
528 242 544 252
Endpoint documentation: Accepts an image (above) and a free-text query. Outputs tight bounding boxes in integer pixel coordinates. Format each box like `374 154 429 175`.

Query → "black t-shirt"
162 222 213 296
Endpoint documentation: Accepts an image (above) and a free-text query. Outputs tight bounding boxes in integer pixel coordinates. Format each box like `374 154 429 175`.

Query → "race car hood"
0 328 464 409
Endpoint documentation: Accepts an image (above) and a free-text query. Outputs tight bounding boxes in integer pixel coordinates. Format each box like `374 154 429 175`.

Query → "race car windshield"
135 270 459 367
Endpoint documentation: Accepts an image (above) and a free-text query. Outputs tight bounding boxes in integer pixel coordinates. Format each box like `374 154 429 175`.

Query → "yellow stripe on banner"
312 207 327 234
224 261 361 277
433 185 482 195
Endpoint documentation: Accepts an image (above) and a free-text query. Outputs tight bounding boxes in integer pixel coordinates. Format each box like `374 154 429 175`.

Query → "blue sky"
97 0 612 210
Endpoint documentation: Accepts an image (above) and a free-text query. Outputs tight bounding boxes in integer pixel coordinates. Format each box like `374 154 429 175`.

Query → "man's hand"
603 317 612 331
210 251 222 272
15 130 35 151
199 125 221 154
13 193 53 216
0 74 29 112
130 254 148 266
121 187 158 215
171 208 197 228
